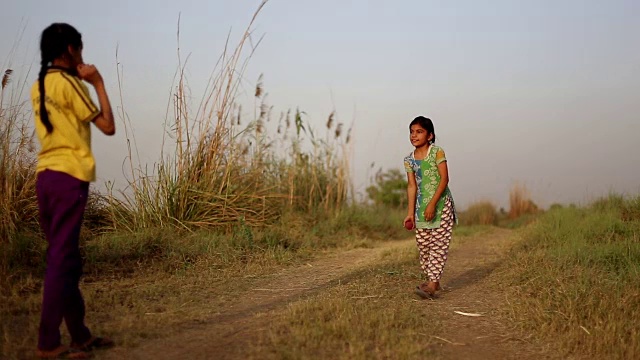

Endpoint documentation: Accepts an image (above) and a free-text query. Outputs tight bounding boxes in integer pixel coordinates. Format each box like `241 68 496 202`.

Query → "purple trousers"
36 169 92 351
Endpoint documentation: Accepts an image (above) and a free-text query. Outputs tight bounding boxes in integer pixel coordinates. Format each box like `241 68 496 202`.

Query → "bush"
459 201 498 226
508 183 538 219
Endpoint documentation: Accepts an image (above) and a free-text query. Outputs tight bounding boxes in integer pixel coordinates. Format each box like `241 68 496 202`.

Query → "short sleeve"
61 73 100 123
404 157 414 173
435 149 447 165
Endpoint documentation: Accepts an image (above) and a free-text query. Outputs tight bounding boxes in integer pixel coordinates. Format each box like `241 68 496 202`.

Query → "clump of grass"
0 67 41 288
459 200 498 226
508 183 538 219
265 106 351 217
499 194 640 359
0 68 39 242
106 3 280 231
441 185 541 228
107 1 351 232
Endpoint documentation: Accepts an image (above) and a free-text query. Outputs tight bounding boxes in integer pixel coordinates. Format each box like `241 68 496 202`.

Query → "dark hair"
409 116 436 143
38 23 82 133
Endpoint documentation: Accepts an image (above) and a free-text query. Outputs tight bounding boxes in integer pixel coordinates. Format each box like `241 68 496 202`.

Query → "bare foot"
36 345 92 359
419 283 436 296
426 281 440 294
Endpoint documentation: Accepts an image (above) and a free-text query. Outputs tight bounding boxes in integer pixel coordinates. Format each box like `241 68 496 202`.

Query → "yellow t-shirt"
31 68 100 182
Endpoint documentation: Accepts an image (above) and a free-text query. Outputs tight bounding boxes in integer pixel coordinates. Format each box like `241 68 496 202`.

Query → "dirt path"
101 240 410 360
426 228 549 360
101 229 548 360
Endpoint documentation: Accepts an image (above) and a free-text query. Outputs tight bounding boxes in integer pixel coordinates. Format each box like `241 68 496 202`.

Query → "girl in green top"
403 116 457 298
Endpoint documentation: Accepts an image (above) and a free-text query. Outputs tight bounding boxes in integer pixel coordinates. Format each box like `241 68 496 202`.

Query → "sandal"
71 337 115 352
36 345 93 359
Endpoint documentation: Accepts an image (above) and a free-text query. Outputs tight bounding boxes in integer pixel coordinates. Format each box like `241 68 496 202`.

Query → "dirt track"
101 228 550 360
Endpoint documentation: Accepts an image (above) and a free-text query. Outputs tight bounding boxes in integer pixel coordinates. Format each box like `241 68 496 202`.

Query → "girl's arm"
91 81 115 135
405 172 417 224
77 64 115 135
424 160 449 221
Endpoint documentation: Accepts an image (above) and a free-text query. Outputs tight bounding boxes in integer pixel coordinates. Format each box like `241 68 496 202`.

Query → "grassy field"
498 195 640 359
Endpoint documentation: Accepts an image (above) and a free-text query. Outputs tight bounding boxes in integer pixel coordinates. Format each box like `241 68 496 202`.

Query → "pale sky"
2 0 639 209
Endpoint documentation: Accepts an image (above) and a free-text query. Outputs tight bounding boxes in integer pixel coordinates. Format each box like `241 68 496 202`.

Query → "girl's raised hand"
77 63 103 85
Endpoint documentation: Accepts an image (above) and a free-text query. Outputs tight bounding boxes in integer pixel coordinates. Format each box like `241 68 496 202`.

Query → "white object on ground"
453 310 483 317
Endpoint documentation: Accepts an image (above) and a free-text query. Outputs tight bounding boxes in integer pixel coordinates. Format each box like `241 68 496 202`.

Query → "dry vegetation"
106 2 350 233
508 182 539 219
458 183 539 227
0 69 39 243
458 200 498 226
499 194 640 359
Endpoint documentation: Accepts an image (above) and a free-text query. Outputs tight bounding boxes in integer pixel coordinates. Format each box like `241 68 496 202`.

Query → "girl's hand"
77 63 104 85
403 215 415 230
424 203 436 221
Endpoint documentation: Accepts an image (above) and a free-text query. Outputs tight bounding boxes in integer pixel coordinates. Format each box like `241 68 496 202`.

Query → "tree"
366 168 408 208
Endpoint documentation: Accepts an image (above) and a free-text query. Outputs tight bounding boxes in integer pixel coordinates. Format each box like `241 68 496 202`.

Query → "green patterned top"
404 145 457 229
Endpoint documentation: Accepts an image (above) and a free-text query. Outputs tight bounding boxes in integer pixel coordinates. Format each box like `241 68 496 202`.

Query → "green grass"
452 224 495 237
499 194 640 359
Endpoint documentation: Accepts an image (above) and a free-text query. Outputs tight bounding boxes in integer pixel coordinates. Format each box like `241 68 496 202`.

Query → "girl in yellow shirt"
31 23 115 359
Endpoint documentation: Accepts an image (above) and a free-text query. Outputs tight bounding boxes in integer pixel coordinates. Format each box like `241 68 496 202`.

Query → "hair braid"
38 58 53 133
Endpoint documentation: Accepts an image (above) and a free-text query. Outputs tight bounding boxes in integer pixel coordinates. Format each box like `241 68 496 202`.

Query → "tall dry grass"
105 1 351 232
274 109 351 214
459 200 498 226
459 185 541 228
105 4 276 231
508 183 538 219
0 67 44 291
0 69 39 243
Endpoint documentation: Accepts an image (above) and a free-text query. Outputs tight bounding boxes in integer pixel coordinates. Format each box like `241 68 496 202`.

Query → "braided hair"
38 23 82 133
